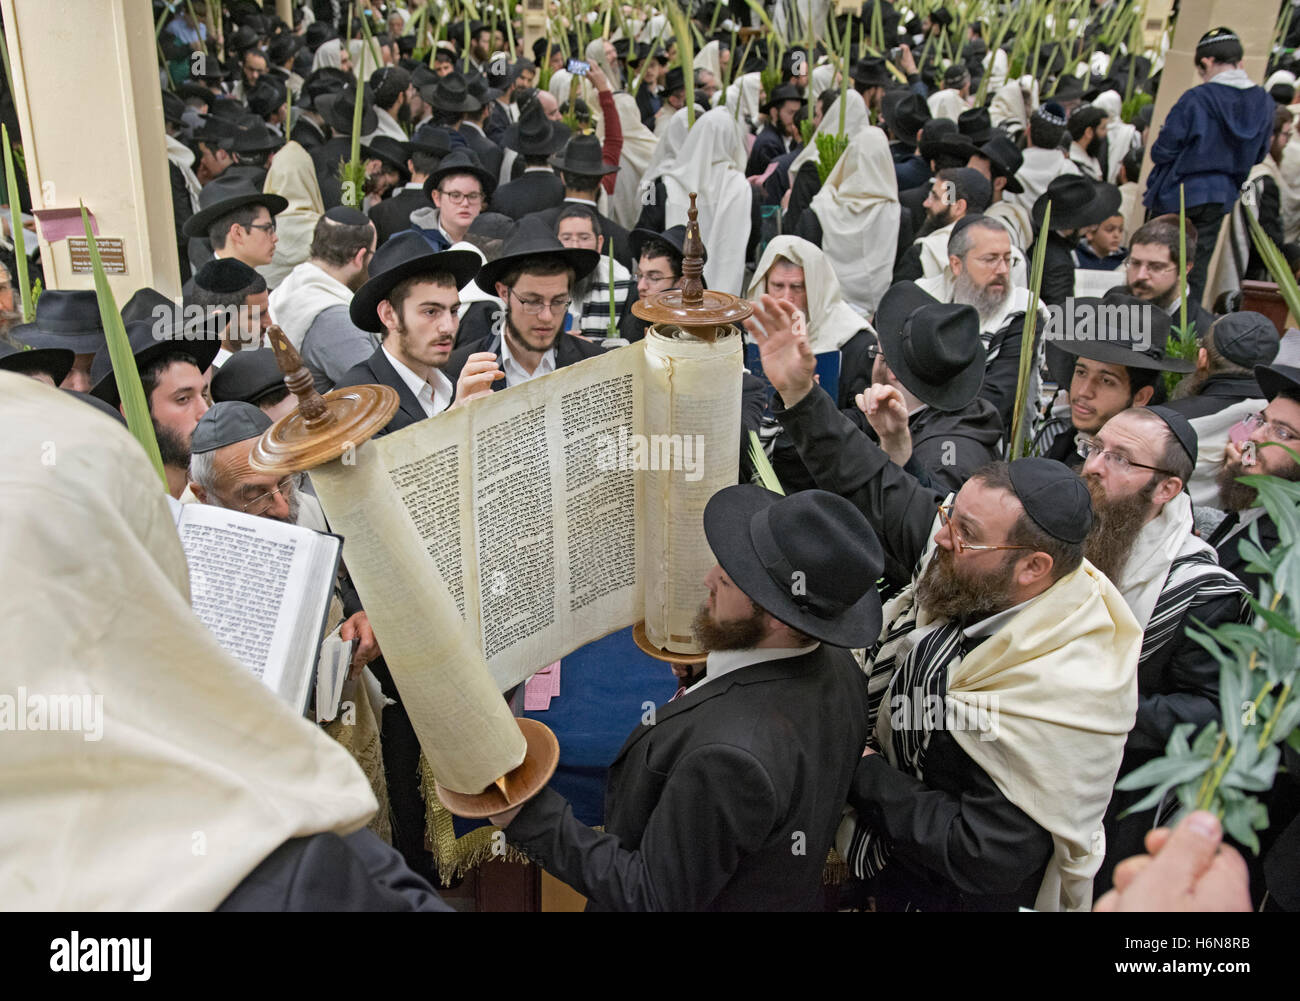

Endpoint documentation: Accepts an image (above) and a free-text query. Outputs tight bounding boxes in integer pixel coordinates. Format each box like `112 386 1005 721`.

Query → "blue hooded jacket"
1144 74 1274 215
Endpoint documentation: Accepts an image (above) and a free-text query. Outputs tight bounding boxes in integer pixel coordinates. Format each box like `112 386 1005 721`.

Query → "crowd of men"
4 0 1300 912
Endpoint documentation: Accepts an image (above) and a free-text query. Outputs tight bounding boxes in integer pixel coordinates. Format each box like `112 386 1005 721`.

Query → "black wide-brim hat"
89 317 224 407
363 136 413 180
760 83 805 114
875 281 986 412
702 485 884 648
422 148 498 198
1256 363 1300 402
550 133 619 176
0 341 73 384
852 56 893 89
976 135 1024 194
1044 293 1193 385
349 232 482 333
11 289 106 354
476 215 600 293
182 175 288 238
318 86 378 136
628 224 706 265
1031 174 1121 233
502 106 569 155
429 72 482 114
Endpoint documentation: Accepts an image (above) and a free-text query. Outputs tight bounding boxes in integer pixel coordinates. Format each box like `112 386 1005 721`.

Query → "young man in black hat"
268 207 378 392
181 176 288 291
491 486 883 911
746 84 804 178
0 340 72 388
1163 311 1281 510
429 72 502 179
1037 291 1194 466
749 292 1142 911
335 232 481 434
443 217 605 394
1029 174 1122 307
968 136 1030 250
1209 363 1300 591
654 66 687 135
490 100 568 221
1076 404 1249 894
11 290 106 394
410 148 495 250
523 133 632 268
367 126 448 245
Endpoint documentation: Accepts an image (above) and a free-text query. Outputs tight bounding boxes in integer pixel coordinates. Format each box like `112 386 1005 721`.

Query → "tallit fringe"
418 756 532 885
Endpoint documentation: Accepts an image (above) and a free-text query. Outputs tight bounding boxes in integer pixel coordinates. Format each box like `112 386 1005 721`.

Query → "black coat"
169 162 195 284
491 170 565 221
311 135 353 209
1035 231 1077 308
526 202 634 269
458 123 504 179
335 345 434 435
368 186 434 247
484 101 512 146
746 123 789 178
504 647 871 910
290 116 328 154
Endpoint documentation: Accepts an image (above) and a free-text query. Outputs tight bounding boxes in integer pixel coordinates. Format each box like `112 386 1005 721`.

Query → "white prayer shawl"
927 88 971 122
0 374 376 910
371 106 408 142
662 108 751 295
808 126 900 315
166 134 201 213
260 140 325 290
1068 142 1104 181
348 38 385 81
311 38 347 72
788 89 868 181
746 235 871 352
637 106 691 205
986 199 1033 250
693 40 722 84
268 261 354 349
810 61 837 104
982 47 1009 94
605 92 658 229
1092 91 1139 184
721 72 763 132
917 221 956 280
1006 146 1080 215
1115 491 1216 631
1279 110 1300 244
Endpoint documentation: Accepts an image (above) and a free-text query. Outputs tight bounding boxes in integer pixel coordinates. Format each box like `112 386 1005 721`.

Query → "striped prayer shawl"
1137 551 1248 674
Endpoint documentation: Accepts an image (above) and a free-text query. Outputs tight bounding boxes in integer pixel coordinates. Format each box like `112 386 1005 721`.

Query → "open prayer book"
309 327 744 694
174 503 342 715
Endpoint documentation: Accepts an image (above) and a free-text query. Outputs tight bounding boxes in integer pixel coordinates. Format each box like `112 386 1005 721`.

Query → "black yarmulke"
324 205 370 226
194 258 260 294
1146 405 1199 467
1008 457 1093 544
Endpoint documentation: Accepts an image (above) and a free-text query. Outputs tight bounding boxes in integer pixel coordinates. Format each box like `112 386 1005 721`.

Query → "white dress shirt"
685 643 821 695
499 330 556 386
381 344 453 416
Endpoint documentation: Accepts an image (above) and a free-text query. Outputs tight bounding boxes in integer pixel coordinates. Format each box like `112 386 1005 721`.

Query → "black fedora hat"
0 340 73 384
89 315 224 407
760 83 804 115
1052 73 1085 103
230 119 285 155
476 215 600 294
161 90 187 127
245 75 288 120
120 286 176 328
974 134 1024 194
702 485 884 647
918 117 959 161
349 233 481 332
1256 363 1300 401
957 106 993 144
182 174 289 238
883 89 930 144
318 83 378 136
852 56 892 88
502 99 569 155
629 224 707 265
550 133 618 176
422 147 498 199
875 281 986 412
1044 292 1191 385
466 74 502 107
364 135 413 181
211 346 286 405
409 123 453 157
662 66 686 95
428 72 482 114
1031 174 1121 233
11 290 105 354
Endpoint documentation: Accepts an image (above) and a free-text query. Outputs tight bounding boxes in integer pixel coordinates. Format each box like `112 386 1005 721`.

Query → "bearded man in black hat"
490 100 569 221
749 293 1143 911
335 233 481 434
181 176 288 291
490 486 883 910
746 84 804 178
1075 404 1249 895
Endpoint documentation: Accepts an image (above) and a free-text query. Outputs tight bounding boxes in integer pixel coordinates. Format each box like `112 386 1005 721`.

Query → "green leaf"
748 431 784 495
1191 720 1221 756
1217 789 1267 854
1163 721 1197 758
1220 660 1245 744
1115 752 1212 796
2 123 33 323
1271 697 1300 747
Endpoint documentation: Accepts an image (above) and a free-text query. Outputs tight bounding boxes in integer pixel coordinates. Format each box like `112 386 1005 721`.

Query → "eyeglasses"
245 221 276 234
973 253 1013 268
1075 433 1177 476
240 473 300 515
937 502 1035 555
508 287 570 315
438 188 484 205
1235 411 1298 444
633 270 677 287
1125 258 1176 276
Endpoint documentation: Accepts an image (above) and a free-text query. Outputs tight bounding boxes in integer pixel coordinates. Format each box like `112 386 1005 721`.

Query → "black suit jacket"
505 647 871 910
527 202 633 269
485 101 512 145
335 345 435 435
442 329 607 390
311 136 353 209
368 186 434 246
491 170 565 221
458 123 504 179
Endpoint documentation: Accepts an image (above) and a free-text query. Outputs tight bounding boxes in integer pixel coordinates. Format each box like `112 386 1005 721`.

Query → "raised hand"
857 383 913 467
744 294 816 408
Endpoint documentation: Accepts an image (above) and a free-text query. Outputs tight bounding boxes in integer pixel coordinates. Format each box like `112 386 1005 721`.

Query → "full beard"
1215 453 1300 512
1082 474 1155 582
692 601 767 652
154 418 192 471
918 205 955 237
952 267 1010 325
914 545 1020 622
505 305 560 354
1170 368 1209 400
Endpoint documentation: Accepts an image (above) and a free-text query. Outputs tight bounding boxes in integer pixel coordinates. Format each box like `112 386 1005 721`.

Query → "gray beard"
952 268 1010 325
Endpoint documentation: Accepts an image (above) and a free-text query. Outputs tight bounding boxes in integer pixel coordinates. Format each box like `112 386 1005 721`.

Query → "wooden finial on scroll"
268 325 334 431
680 192 705 307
